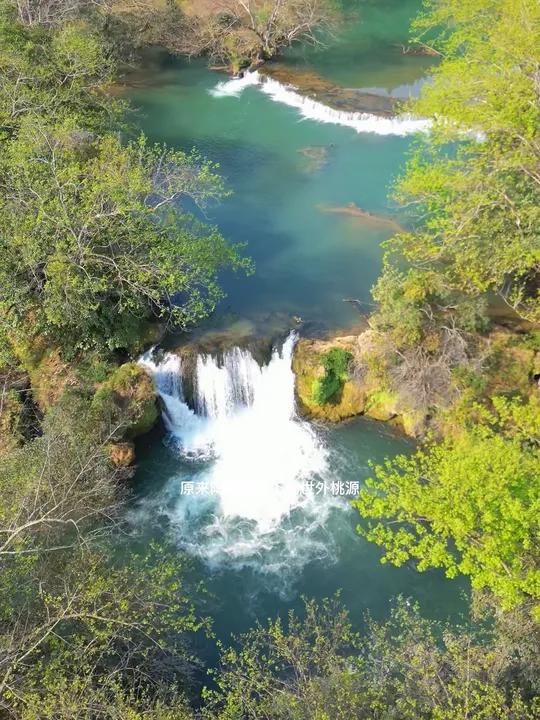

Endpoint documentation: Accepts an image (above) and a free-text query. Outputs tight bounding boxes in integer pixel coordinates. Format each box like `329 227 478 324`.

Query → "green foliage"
0 125 247 353
451 365 487 395
0 542 205 717
0 6 249 356
522 331 540 353
354 395 540 613
311 347 352 405
0 17 121 134
203 596 539 720
91 362 159 439
0 391 207 716
371 265 429 349
390 0 540 321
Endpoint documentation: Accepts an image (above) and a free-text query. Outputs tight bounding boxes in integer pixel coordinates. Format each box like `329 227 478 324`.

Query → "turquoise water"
127 0 465 648
126 2 432 335
134 415 465 643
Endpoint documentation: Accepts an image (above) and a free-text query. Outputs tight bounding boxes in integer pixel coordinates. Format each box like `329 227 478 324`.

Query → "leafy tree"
0 14 120 134
0 9 249 356
0 392 207 716
0 125 247 352
354 396 540 614
0 543 205 716
0 390 134 557
389 0 540 321
203 596 539 720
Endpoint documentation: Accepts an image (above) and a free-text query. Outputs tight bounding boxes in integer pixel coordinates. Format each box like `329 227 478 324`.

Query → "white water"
210 71 430 136
209 70 261 97
138 334 342 581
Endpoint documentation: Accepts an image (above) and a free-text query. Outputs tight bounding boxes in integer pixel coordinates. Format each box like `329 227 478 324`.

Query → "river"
125 0 465 653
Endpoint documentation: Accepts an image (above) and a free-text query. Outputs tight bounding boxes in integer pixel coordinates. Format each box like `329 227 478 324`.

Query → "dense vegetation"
353 0 540 624
0 0 538 717
0 14 248 356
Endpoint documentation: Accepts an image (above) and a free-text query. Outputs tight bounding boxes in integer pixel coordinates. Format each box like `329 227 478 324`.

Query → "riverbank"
292 323 540 437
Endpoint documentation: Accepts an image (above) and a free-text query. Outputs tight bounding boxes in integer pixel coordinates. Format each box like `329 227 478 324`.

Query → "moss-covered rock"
11 334 76 411
293 337 366 421
91 363 159 440
364 389 399 421
0 390 24 455
292 332 428 436
396 409 429 437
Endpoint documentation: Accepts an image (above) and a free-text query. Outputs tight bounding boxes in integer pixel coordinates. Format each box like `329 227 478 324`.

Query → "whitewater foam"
209 71 430 136
210 71 261 97
137 334 344 583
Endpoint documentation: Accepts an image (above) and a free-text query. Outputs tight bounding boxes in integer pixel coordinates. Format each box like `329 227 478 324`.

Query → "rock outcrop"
292 331 425 436
92 363 159 442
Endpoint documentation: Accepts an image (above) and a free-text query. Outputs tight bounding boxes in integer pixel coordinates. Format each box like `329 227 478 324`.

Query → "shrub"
312 348 352 405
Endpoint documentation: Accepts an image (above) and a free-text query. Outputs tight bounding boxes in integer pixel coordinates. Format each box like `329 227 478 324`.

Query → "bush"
312 348 352 405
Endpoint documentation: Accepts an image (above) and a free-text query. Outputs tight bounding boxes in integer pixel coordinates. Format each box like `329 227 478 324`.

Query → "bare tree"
389 324 479 416
0 406 127 559
181 0 340 71
12 0 85 26
0 392 204 715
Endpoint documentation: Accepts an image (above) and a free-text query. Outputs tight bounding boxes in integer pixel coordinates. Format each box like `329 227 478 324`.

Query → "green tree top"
354 395 540 615
0 125 248 352
389 0 540 321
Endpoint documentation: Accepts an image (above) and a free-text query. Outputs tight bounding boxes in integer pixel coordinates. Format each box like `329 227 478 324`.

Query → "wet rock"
292 330 426 436
318 202 405 234
262 64 398 117
297 145 332 173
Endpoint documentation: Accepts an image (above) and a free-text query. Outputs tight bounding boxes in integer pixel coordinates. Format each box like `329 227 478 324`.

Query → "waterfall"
137 334 337 565
209 70 261 97
210 71 431 136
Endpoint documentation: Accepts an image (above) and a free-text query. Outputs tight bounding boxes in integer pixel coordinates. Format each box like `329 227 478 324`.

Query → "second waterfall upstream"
209 71 431 136
137 334 345 582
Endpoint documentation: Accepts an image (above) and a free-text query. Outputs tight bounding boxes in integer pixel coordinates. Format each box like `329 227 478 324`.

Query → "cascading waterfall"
137 334 342 585
210 71 431 136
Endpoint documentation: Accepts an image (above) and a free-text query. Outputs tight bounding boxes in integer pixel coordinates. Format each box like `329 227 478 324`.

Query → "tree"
354 395 540 614
388 0 540 321
181 0 340 72
203 596 539 720
0 391 134 557
0 16 120 134
0 124 247 353
0 11 249 355
0 392 206 716
0 543 205 716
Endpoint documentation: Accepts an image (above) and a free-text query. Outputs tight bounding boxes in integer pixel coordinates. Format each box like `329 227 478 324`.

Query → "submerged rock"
297 144 333 173
261 64 399 117
318 202 405 234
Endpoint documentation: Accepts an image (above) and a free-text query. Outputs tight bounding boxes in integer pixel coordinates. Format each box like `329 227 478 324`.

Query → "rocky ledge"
292 331 425 436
